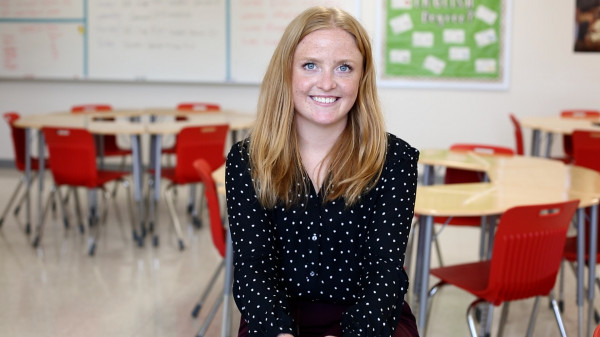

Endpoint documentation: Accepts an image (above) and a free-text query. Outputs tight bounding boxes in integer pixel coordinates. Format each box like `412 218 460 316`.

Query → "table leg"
531 129 541 157
130 134 145 247
587 205 598 337
577 208 584 337
150 134 163 246
415 215 433 333
24 128 32 235
545 133 554 158
36 130 46 235
221 229 234 337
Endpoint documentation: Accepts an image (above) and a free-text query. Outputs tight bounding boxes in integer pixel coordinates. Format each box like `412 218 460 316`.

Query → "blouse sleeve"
225 141 296 337
341 137 419 337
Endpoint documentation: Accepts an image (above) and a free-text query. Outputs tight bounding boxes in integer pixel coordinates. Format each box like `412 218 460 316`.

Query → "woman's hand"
276 334 294 337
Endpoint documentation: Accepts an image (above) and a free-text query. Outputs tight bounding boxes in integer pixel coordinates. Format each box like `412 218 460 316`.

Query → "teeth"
312 96 337 104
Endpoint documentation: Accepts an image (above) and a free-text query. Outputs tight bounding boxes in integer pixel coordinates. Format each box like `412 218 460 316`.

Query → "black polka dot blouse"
225 133 419 337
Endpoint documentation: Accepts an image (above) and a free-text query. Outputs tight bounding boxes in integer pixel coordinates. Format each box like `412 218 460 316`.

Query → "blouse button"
311 234 317 241
310 271 315 277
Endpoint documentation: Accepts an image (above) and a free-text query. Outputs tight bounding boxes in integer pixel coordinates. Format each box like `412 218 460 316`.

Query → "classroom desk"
414 149 600 337
520 115 600 157
12 109 254 248
13 111 147 245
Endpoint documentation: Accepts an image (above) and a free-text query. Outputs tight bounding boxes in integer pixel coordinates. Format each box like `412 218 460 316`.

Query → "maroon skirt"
237 300 419 337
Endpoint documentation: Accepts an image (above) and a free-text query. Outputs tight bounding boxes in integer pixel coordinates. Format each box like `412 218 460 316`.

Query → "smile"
311 96 338 104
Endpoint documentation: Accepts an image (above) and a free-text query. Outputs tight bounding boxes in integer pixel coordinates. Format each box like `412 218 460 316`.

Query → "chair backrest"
561 109 600 119
486 200 579 304
42 127 98 188
177 102 220 111
509 113 524 155
193 158 226 257
71 104 113 113
572 130 600 172
445 144 514 184
3 112 28 171
175 102 221 121
174 124 229 183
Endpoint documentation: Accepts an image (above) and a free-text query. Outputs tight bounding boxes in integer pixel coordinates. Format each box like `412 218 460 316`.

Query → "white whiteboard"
0 0 360 84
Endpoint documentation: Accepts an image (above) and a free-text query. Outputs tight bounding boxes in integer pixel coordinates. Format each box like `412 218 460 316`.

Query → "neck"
296 119 346 192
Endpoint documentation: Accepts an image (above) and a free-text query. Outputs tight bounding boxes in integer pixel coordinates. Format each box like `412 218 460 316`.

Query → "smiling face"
291 27 363 133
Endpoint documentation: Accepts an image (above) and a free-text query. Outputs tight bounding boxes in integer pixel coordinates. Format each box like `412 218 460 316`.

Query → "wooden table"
520 115 600 157
414 148 600 337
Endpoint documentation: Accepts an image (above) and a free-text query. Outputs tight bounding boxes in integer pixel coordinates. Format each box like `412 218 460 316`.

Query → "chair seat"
96 170 130 188
30 157 51 171
563 236 599 262
160 168 202 185
431 261 491 299
433 216 482 227
103 148 132 157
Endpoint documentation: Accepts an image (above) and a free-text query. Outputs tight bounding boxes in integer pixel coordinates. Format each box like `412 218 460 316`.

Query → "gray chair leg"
496 302 510 337
525 296 540 337
165 185 185 250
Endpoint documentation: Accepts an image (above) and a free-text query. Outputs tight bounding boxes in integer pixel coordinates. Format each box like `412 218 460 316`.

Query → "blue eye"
339 64 352 72
303 63 316 70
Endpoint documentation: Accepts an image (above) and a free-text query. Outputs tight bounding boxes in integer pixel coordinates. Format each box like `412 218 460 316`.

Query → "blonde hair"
249 6 387 208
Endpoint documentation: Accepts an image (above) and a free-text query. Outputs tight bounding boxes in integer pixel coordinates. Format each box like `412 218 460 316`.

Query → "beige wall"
1 0 599 161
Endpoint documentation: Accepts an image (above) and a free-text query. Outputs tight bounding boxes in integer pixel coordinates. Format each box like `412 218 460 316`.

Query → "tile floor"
0 167 595 336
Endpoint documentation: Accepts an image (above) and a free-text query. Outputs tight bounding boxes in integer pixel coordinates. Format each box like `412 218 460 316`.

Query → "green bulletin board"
378 0 511 89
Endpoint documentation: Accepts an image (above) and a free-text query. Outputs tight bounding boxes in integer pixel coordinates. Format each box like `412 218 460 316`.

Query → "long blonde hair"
249 6 387 209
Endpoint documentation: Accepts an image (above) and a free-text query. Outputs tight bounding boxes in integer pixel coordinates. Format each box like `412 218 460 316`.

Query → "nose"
317 69 336 91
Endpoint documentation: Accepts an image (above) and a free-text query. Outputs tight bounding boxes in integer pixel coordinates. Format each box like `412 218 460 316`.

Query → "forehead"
294 28 362 59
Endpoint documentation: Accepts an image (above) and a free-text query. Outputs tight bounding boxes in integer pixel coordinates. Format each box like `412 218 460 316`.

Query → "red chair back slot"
42 127 98 188
173 124 229 183
71 104 113 113
445 143 514 184
175 102 221 121
193 158 226 257
486 200 578 304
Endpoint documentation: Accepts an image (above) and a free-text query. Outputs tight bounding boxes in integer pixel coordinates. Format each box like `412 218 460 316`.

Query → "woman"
225 6 419 337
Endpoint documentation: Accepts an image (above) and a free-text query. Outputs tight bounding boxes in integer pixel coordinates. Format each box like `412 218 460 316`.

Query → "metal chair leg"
165 185 185 250
549 292 568 337
525 296 540 337
496 302 510 337
192 260 225 318
195 287 225 337
0 174 26 228
467 299 486 337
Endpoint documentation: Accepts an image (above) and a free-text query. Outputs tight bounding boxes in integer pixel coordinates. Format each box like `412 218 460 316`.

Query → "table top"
13 109 255 135
416 148 600 216
520 115 600 135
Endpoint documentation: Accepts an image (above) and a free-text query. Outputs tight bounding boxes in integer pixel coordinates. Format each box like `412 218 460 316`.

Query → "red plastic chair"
189 158 228 334
1 112 51 233
558 109 600 164
40 127 135 255
594 323 600 337
433 144 514 264
560 130 600 318
509 113 525 156
428 200 579 337
162 102 221 154
71 104 132 158
160 124 229 250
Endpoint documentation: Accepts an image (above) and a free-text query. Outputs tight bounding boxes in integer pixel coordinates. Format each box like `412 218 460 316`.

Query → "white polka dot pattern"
225 133 419 336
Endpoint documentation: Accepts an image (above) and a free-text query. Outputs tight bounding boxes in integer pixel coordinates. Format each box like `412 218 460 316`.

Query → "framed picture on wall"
575 0 600 52
375 0 512 90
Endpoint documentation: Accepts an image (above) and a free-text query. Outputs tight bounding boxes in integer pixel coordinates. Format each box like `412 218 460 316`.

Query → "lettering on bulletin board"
0 0 360 84
376 0 512 90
